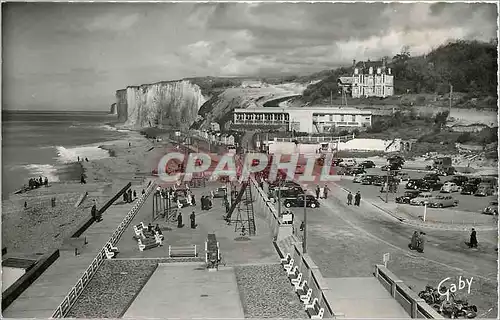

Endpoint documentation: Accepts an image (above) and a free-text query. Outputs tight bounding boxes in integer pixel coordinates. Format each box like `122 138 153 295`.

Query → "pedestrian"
78 156 80 162
469 228 478 248
177 212 184 228
44 177 49 187
190 211 197 229
24 201 27 209
347 192 353 205
323 184 329 199
142 189 145 195
315 185 320 199
410 231 419 250
201 196 205 210
80 174 86 184
123 192 128 203
128 189 133 203
418 232 426 253
354 191 361 206
191 195 196 206
299 221 305 231
85 157 89 162
133 190 137 200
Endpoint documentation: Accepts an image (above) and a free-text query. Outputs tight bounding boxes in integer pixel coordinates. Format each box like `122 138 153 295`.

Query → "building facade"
339 65 394 98
232 107 372 133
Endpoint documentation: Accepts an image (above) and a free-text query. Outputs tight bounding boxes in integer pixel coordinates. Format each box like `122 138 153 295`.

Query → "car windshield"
435 195 445 199
490 201 498 206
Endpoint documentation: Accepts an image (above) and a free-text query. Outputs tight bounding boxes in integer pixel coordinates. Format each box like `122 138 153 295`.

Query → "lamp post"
303 192 307 254
385 168 390 203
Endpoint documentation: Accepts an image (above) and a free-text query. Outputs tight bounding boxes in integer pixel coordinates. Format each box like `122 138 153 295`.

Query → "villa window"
351 115 356 122
329 115 333 122
340 115 345 122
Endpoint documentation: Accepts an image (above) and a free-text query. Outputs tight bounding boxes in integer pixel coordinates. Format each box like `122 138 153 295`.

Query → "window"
340 115 345 122
351 115 356 122
329 115 333 122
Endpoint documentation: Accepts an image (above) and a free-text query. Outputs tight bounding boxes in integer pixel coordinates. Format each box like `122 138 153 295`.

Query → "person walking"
354 191 361 206
323 184 330 199
190 211 197 229
469 228 478 248
410 231 419 250
315 185 320 199
177 212 184 228
347 192 353 205
418 232 426 253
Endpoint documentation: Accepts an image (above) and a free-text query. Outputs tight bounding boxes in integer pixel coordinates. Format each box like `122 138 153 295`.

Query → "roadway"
338 167 496 214
282 183 498 317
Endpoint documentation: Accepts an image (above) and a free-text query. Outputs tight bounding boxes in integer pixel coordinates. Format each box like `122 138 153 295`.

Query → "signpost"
423 201 428 222
383 253 390 268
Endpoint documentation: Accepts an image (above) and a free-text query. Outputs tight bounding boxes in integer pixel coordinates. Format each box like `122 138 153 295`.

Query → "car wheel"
439 204 444 208
310 203 317 208
285 203 291 208
420 202 424 206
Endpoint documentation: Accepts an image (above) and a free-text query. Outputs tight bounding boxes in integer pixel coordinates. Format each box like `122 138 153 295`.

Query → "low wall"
71 182 132 238
2 250 60 311
374 265 443 319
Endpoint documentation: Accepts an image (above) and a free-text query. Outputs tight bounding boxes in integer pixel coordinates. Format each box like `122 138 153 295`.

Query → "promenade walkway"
123 263 244 318
3 184 147 318
324 277 409 318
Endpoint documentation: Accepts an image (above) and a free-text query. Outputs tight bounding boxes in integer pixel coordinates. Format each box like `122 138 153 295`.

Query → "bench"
280 253 291 265
284 259 295 272
169 245 197 258
286 265 298 277
290 271 303 287
133 225 144 237
137 238 159 251
104 247 116 259
106 242 119 253
296 280 308 294
300 287 313 305
305 297 324 319
154 233 163 246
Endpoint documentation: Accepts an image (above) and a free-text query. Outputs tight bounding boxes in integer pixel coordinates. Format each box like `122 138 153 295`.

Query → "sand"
1 129 160 255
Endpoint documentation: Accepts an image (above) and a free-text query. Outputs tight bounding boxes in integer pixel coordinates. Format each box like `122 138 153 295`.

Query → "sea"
1 110 130 200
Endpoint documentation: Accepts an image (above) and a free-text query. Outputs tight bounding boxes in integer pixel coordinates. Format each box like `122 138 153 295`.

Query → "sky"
2 2 498 111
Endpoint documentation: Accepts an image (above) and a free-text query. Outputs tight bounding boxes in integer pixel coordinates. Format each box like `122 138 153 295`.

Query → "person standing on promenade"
469 228 478 248
323 184 330 199
128 189 133 203
133 190 137 200
315 185 320 199
347 192 353 205
190 211 197 229
354 191 361 206
177 212 184 228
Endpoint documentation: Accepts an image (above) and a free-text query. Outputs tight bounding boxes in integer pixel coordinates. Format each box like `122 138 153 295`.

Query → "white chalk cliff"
115 80 207 129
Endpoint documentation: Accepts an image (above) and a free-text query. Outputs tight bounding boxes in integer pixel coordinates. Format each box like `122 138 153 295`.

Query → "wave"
55 145 110 163
23 164 60 182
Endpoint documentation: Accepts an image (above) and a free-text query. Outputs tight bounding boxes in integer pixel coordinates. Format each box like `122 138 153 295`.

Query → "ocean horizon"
1 110 129 199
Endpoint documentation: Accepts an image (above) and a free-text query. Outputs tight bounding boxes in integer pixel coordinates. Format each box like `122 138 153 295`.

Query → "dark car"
343 166 366 176
396 190 422 204
381 163 402 171
460 183 478 195
406 179 426 190
359 160 376 169
361 175 378 185
450 175 469 187
373 176 386 186
423 174 440 182
283 194 320 208
332 158 343 166
474 184 495 197
421 180 444 192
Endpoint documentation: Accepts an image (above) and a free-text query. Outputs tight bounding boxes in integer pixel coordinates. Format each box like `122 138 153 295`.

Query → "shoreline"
1 125 159 255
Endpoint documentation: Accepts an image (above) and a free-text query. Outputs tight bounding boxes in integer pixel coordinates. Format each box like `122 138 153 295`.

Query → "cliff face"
116 80 207 129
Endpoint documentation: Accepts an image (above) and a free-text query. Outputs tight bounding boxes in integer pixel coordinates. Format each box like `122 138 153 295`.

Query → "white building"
241 80 263 88
232 107 372 133
339 62 394 98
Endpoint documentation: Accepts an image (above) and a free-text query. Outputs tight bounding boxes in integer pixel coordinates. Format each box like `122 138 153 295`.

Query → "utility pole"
385 168 390 203
330 90 333 106
277 179 282 217
303 193 307 254
449 84 453 113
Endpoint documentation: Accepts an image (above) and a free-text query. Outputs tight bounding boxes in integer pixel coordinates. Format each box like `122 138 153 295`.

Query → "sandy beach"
1 129 160 255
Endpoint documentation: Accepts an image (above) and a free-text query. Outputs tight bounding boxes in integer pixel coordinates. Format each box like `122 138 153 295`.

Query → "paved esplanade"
123 263 245 318
324 277 410 318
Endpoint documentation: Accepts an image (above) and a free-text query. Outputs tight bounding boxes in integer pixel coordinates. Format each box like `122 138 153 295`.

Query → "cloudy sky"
2 2 497 111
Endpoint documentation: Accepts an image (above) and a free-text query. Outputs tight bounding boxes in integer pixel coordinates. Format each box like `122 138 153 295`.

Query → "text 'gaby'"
437 276 473 301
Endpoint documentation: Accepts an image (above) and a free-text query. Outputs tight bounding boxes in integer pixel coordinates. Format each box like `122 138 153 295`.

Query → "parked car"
359 160 376 168
332 158 343 166
410 192 435 206
482 201 498 215
373 176 386 186
339 159 357 167
343 166 366 176
283 194 320 208
474 184 495 197
423 173 440 182
440 182 460 193
406 179 426 190
212 187 227 198
381 163 402 171
362 175 379 185
396 172 410 182
176 196 191 208
353 174 366 183
434 167 456 176
460 183 478 195
396 190 421 204
450 175 469 187
428 195 459 208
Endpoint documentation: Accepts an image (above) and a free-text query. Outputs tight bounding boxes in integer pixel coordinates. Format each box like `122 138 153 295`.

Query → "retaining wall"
374 265 443 319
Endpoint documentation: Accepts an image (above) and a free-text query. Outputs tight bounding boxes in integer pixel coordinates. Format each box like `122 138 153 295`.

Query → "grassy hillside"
301 40 498 108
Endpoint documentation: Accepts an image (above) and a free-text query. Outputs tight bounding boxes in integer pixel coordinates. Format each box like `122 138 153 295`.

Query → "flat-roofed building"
232 107 372 133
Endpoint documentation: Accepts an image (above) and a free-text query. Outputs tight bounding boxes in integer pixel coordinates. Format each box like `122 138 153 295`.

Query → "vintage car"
395 190 421 204
176 196 191 208
423 173 441 182
359 160 376 168
212 186 227 198
343 166 366 176
339 159 357 167
450 175 469 187
421 180 444 192
474 184 495 197
440 182 461 193
460 183 478 195
406 179 426 190
410 192 435 206
428 195 459 208
372 176 386 186
396 172 410 182
361 175 379 185
284 194 320 208
482 201 498 215
353 174 366 183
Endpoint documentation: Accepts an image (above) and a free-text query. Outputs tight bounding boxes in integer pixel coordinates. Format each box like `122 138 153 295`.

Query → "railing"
273 133 355 143
51 181 157 318
374 265 444 319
